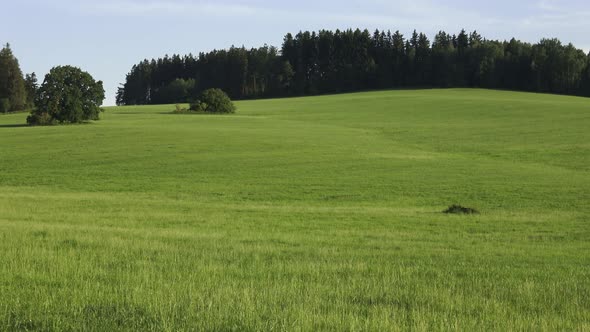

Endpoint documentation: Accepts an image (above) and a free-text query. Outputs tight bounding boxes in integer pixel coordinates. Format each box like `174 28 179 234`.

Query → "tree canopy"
117 29 590 106
27 66 105 125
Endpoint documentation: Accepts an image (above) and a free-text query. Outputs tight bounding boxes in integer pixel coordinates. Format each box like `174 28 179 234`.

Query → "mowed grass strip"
0 89 589 330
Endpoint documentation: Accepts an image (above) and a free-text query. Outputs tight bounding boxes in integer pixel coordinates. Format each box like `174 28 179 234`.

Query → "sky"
1 0 589 106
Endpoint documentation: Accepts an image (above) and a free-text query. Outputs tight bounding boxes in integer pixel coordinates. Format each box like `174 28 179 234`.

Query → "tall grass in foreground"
0 89 589 330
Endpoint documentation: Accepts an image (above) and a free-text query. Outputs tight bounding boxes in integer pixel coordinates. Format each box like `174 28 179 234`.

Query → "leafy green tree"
531 39 588 94
268 60 293 96
0 98 10 113
27 66 105 125
151 78 195 104
0 43 27 112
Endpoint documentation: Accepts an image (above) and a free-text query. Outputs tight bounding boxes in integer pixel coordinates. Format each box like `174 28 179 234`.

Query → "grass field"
0 89 589 331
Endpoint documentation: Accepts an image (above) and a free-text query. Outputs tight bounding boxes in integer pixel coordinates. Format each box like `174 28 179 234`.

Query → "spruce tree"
0 43 27 112
24 72 38 109
457 30 469 53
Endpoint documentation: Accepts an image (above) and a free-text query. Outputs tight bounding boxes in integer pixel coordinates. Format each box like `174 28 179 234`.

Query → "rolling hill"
0 89 588 330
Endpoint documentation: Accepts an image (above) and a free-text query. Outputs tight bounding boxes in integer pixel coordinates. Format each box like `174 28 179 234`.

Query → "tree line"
117 29 590 105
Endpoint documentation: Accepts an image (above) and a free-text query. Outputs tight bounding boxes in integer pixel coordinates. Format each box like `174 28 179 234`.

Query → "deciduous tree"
27 66 105 125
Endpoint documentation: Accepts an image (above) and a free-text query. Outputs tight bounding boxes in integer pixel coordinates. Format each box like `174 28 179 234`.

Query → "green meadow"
0 89 589 331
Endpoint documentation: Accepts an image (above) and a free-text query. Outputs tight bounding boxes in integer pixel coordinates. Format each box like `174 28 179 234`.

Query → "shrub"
26 112 56 126
0 98 10 113
188 101 208 112
197 89 235 113
443 205 479 215
173 104 189 113
27 66 105 125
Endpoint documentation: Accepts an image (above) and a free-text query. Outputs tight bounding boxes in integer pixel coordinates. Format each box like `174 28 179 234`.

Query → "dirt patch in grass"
443 205 479 215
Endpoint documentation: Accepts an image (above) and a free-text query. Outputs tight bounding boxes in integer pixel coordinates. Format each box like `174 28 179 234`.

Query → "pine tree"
469 31 482 48
391 31 405 86
432 31 455 87
0 43 27 112
24 72 38 109
415 33 432 85
457 30 469 53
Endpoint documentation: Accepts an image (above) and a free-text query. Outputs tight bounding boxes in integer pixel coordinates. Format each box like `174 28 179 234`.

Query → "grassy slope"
0 89 588 331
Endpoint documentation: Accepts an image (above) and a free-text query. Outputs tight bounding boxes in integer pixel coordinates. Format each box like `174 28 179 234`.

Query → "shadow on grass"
114 112 153 114
0 123 28 128
162 112 232 116
0 121 98 128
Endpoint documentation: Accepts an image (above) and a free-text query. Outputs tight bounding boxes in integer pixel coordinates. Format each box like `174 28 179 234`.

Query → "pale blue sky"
2 0 589 105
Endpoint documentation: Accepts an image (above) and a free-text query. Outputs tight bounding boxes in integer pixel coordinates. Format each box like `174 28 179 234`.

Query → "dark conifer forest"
116 29 590 105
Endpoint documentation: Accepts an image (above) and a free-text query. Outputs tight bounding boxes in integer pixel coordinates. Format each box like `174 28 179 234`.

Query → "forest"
116 29 590 105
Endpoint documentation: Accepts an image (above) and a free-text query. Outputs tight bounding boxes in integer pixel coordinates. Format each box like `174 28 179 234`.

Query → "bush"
27 66 105 125
26 112 56 126
196 89 235 113
173 104 189 113
0 98 10 113
188 101 208 112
